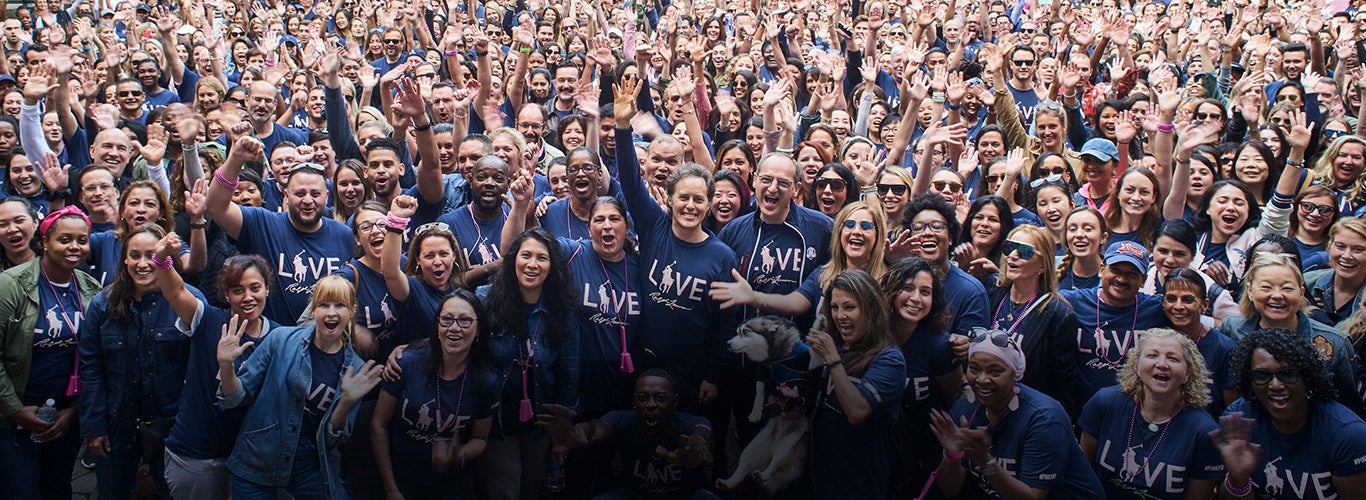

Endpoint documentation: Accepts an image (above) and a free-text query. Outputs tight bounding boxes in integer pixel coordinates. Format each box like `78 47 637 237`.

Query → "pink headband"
39 205 92 238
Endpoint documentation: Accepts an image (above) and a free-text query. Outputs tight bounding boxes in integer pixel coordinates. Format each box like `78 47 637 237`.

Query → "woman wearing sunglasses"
1288 185 1339 273
808 163 859 219
1218 254 1360 413
881 258 962 497
1160 269 1240 414
805 270 906 500
875 166 912 222
1304 218 1366 327
930 329 1103 499
371 290 497 499
1212 328 1366 499
1079 329 1223 499
379 196 469 346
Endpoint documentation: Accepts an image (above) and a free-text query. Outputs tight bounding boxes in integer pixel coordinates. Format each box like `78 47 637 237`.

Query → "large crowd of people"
3 0 1366 498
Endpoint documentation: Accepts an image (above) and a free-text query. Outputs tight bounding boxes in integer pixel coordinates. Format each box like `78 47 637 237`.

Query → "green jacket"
0 259 100 427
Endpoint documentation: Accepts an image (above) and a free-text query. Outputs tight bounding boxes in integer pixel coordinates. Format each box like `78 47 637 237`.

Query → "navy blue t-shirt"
560 239 641 415
87 231 190 285
437 204 506 267
23 279 83 405
1197 330 1237 415
381 348 497 472
334 260 403 361
1061 288 1167 402
1008 83 1039 131
944 265 991 335
948 384 1104 499
1058 268 1101 291
600 409 712 497
717 205 833 326
165 301 275 459
234 207 351 325
898 327 958 465
398 277 450 346
1223 398 1366 499
302 343 344 448
540 179 630 241
1080 387 1223 499
813 347 906 499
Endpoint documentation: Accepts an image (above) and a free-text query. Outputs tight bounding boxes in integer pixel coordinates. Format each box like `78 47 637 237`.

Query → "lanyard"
435 369 467 439
41 266 82 335
597 254 634 373
517 315 543 422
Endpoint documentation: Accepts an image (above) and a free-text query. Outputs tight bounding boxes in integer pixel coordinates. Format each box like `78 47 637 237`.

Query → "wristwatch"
974 460 1001 480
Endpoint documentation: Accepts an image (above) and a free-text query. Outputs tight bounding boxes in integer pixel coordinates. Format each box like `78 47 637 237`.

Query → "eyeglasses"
1249 368 1300 385
842 219 876 231
1298 201 1335 215
876 183 907 196
1270 117 1289 126
1012 59 1036 66
415 221 449 235
565 164 597 175
757 175 795 190
117 90 144 97
814 178 846 192
414 72 436 79
985 174 1004 184
910 220 949 234
438 314 475 328
81 182 116 193
1019 28 1037 34
1004 240 1037 260
356 221 383 233
1194 112 1221 122
932 181 963 193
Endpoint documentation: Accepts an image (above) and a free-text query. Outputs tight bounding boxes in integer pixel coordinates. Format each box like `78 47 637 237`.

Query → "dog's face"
729 325 772 362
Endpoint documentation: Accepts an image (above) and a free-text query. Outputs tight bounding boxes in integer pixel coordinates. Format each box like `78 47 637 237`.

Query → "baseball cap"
1080 138 1119 163
1103 241 1149 275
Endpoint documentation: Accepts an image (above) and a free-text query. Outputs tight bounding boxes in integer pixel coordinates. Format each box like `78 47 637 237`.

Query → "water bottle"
546 458 566 493
31 399 56 443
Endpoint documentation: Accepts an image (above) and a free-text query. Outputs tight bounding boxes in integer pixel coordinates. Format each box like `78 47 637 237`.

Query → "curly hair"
1231 328 1338 404
485 227 578 348
901 193 962 240
880 257 949 333
1118 328 1212 409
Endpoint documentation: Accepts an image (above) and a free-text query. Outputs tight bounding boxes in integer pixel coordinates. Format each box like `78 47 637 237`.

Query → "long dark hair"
421 289 493 390
881 257 949 332
486 227 578 347
957 195 1014 263
807 163 859 214
1232 140 1283 203
107 224 167 323
1193 179 1262 236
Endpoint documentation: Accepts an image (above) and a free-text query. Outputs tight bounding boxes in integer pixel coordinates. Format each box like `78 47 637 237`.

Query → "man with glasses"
1005 45 1040 130
113 78 148 123
239 81 309 163
205 135 353 326
516 103 564 170
371 27 408 75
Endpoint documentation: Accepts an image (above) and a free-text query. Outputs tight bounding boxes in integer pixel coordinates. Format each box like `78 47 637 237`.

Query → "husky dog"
717 316 822 496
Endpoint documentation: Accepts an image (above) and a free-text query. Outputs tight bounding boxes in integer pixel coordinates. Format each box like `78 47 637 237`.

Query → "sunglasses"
1276 93 1301 102
1012 59 1036 66
932 181 963 193
842 219 876 231
1324 129 1349 140
814 178 847 192
1004 240 1037 260
117 90 144 97
876 183 908 196
1249 368 1299 386
438 314 475 328
1019 28 1037 34
969 327 1019 348
910 220 948 234
1298 201 1335 215
415 221 450 235
383 38 403 44
1194 112 1221 122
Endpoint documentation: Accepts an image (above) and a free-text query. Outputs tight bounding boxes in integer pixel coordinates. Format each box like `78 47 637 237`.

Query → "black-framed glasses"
383 38 403 44
932 180 963 193
415 221 449 235
910 220 948 234
117 90 144 97
438 314 475 328
1012 59 1036 66
356 221 383 233
1004 240 1037 260
1194 112 1221 122
758 175 795 190
1276 93 1301 103
876 183 907 196
1019 28 1037 34
1298 201 1335 215
1249 368 1300 385
414 72 436 79
842 219 875 231
565 164 596 175
814 178 846 192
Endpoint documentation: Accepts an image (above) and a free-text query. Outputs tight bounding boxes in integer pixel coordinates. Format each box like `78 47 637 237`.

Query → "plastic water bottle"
31 399 56 443
546 458 566 493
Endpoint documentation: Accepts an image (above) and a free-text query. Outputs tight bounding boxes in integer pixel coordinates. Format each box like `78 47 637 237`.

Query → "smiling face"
226 266 269 323
1137 336 1190 398
1065 210 1106 258
1235 146 1270 186
41 217 89 274
565 150 600 201
514 237 551 295
644 141 684 189
1249 347 1308 424
1332 143 1366 187
840 208 877 265
1330 229 1366 282
828 288 866 345
284 172 328 231
711 179 742 227
123 232 159 291
120 186 162 229
892 271 935 325
1117 172 1156 219
364 148 403 199
969 204 1002 249
633 375 676 432
670 175 711 234
416 235 457 289
1036 185 1072 234
335 167 366 212
1206 185 1250 239
437 297 478 358
7 154 38 197
877 172 908 217
1249 264 1302 325
1101 262 1144 306
311 299 353 341
1296 194 1336 235
1003 233 1045 284
814 170 848 217
353 209 385 261
967 351 1015 408
1188 161 1214 201
1162 281 1206 331
591 202 629 260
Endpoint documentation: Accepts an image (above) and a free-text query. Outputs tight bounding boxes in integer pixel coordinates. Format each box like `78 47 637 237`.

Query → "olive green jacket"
0 259 100 428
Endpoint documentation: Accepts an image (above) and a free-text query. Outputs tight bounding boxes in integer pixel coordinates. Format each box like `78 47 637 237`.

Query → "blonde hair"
1237 254 1309 318
1117 328 1211 409
996 225 1064 311
1329 217 1366 249
824 201 889 291
308 275 358 343
1312 135 1366 203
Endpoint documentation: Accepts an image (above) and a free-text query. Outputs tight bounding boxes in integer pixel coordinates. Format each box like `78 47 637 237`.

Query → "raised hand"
227 136 265 164
390 194 418 219
38 151 68 192
614 73 642 123
945 71 967 105
1285 109 1315 152
1114 109 1138 144
392 76 427 120
22 62 57 105
155 231 182 262
1211 412 1262 483
217 314 255 366
186 178 209 220
137 123 170 165
338 361 385 402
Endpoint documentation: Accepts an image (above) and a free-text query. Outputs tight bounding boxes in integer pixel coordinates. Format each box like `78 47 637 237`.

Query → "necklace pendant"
1148 422 1160 432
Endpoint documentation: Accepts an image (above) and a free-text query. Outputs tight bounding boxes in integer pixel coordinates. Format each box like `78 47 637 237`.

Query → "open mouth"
132 215 149 226
714 203 733 216
133 266 154 280
598 231 617 247
322 318 342 333
1046 212 1063 224
1339 258 1358 272
444 330 466 348
573 178 592 192
239 301 258 316
641 413 661 427
846 234 867 252
652 172 669 185
819 194 837 210
430 267 448 282
1071 238 1090 253
1265 301 1290 314
1266 394 1291 410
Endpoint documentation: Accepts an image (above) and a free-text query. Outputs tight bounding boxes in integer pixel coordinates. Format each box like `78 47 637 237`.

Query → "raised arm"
204 135 262 239
381 196 416 303
394 76 443 206
153 231 201 326
155 10 187 83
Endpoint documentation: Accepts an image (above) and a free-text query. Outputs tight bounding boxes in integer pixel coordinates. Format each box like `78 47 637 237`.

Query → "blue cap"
1104 241 1149 274
0 74 17 85
1080 138 1119 163
280 35 299 46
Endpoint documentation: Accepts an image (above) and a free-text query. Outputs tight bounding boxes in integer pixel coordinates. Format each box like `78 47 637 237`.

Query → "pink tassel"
620 352 635 374
518 397 533 422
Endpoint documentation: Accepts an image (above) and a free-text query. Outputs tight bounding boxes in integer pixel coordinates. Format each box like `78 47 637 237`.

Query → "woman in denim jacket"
0 204 98 500
480 227 580 500
79 224 202 499
217 274 384 499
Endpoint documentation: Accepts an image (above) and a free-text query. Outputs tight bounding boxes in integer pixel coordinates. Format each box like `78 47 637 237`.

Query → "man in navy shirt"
204 136 353 326
243 81 309 157
1005 45 1040 131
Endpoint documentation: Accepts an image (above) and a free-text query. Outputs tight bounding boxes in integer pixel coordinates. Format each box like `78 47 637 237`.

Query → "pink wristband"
1156 123 1176 134
214 171 240 190
154 254 175 270
943 450 965 462
383 213 410 231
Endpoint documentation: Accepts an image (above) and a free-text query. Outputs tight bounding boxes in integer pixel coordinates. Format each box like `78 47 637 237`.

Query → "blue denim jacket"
79 288 202 447
486 300 580 436
218 325 363 499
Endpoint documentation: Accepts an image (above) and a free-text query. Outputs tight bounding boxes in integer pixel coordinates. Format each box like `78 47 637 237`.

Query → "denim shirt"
486 299 580 436
218 325 363 499
78 287 202 447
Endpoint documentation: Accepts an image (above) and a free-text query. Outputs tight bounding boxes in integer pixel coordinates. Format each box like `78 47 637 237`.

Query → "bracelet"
445 49 460 56
1224 473 1253 497
383 212 410 231
181 142 198 151
264 58 277 67
1156 123 1176 134
413 121 432 132
943 450 965 462
153 254 175 270
214 171 239 190
946 102 961 110
827 359 844 369
519 46 532 54
476 50 489 57
190 220 207 230
1285 158 1304 168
